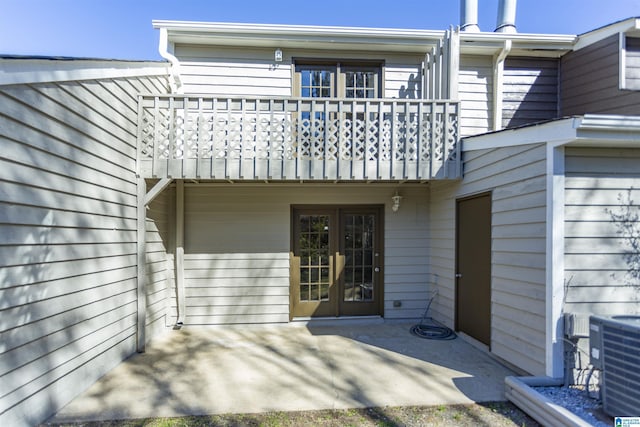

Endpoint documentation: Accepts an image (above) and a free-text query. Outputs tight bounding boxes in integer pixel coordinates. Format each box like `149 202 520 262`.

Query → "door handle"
455 273 463 278
374 267 380 272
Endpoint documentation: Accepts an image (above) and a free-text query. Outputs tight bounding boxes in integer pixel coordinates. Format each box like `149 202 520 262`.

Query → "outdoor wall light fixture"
391 191 403 212
274 48 283 62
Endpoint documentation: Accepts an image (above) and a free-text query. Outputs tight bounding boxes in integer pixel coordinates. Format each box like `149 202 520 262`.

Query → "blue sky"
1 0 639 60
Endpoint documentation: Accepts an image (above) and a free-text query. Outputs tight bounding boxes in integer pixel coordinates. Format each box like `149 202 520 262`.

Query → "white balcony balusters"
138 96 460 181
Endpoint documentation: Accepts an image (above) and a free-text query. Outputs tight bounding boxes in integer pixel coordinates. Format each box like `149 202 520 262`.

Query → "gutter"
493 39 512 131
158 27 182 93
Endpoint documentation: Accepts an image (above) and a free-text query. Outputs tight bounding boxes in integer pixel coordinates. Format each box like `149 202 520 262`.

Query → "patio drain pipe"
492 39 512 131
158 27 183 93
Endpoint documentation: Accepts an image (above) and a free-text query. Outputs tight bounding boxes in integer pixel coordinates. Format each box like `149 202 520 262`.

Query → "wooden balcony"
137 96 460 181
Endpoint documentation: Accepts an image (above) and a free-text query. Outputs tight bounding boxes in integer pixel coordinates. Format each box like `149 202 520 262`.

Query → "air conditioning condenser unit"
589 315 640 416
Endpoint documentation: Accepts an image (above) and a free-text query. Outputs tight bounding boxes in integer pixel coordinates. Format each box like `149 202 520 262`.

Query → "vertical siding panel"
0 72 170 427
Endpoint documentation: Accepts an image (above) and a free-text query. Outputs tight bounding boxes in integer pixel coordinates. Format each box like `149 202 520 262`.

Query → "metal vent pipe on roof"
460 0 480 32
495 0 517 33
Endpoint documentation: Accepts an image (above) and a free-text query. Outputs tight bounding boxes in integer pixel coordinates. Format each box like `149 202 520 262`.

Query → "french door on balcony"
290 206 383 318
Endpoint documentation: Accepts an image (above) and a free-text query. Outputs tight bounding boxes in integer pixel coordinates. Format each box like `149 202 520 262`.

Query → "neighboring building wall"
174 45 423 99
503 58 558 128
564 147 640 315
430 142 548 375
145 184 175 341
458 55 493 137
561 34 640 115
0 74 169 426
169 185 430 324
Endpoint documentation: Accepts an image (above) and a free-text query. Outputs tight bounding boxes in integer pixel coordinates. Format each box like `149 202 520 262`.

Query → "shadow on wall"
606 187 640 288
398 74 419 99
502 58 559 129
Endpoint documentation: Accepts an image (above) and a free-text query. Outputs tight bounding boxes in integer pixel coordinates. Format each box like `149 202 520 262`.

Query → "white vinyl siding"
384 62 422 99
564 147 640 315
459 55 493 137
430 143 547 375
174 44 423 100
169 185 429 324
175 45 292 97
0 74 169 427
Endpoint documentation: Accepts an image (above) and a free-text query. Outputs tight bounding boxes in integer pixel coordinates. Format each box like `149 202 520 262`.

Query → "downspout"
492 39 512 131
158 27 182 93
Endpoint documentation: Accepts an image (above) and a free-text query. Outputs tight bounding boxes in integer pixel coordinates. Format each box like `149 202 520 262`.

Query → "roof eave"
152 20 446 53
462 115 640 151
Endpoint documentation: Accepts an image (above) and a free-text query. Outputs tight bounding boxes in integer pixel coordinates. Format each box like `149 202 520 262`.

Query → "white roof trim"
0 58 169 86
459 31 575 56
574 17 640 51
462 115 640 151
153 20 576 54
153 20 444 53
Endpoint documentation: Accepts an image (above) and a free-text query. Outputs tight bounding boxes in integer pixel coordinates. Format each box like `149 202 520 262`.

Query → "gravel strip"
535 386 612 426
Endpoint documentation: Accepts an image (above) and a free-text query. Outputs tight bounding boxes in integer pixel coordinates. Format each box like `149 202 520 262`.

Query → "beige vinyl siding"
463 143 548 375
564 147 640 315
459 55 493 137
625 36 640 89
561 34 640 115
175 44 423 100
172 185 429 324
0 74 169 427
427 181 460 327
145 184 175 340
503 58 558 128
429 143 547 375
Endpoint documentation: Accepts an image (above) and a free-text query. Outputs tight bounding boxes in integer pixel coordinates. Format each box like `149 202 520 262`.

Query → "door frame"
455 192 492 347
289 204 384 319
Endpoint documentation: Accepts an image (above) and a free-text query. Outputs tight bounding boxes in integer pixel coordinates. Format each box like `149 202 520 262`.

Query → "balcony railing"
137 96 460 181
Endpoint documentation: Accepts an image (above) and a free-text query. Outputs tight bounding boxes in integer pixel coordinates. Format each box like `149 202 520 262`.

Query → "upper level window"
294 61 382 98
623 36 640 90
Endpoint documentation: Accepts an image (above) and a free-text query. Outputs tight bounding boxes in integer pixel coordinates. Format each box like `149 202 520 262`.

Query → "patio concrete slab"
48 321 515 423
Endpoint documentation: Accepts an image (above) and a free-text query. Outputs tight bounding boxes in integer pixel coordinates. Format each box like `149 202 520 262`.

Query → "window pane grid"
299 215 330 302
343 214 375 302
346 71 376 99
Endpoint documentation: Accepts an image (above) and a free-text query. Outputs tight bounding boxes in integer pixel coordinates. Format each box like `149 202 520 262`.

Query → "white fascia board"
459 32 576 56
0 58 169 86
573 17 640 51
152 20 446 53
462 118 580 151
462 115 640 152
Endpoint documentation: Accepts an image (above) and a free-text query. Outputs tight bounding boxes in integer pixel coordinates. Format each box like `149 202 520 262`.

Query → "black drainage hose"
410 322 456 340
